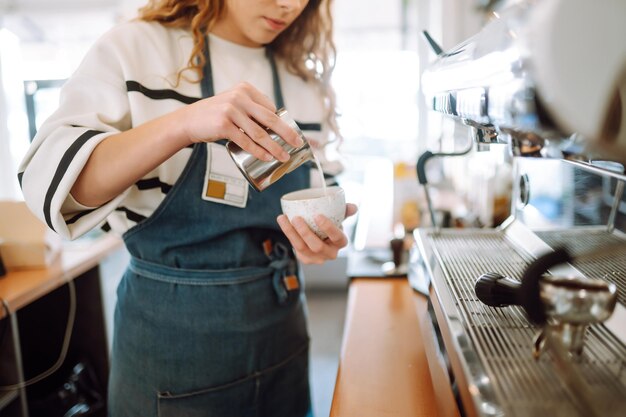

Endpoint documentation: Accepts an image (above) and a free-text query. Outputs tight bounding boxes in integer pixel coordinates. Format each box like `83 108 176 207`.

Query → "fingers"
186 81 305 154
233 83 302 148
227 124 274 162
277 215 325 264
230 110 290 161
247 105 303 149
277 215 310 255
314 215 347 247
277 214 350 265
292 216 336 256
277 216 330 264
345 203 358 218
223 83 303 159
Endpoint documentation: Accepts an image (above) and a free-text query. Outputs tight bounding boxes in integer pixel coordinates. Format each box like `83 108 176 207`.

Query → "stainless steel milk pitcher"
226 108 313 192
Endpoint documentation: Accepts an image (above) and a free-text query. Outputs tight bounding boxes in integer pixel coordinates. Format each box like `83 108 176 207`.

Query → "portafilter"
474 248 618 359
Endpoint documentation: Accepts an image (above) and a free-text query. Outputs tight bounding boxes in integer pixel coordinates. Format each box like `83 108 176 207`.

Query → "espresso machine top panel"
421 0 626 161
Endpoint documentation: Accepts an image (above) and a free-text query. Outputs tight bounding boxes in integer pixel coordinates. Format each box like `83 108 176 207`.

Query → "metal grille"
430 231 626 417
536 230 626 305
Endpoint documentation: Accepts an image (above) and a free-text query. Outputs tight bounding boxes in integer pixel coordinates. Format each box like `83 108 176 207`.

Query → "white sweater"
18 21 335 240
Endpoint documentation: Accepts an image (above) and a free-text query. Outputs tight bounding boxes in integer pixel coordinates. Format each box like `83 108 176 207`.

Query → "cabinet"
0 234 122 417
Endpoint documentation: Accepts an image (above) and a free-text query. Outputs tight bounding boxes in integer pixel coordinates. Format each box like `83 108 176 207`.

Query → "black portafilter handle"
474 248 573 326
474 272 521 307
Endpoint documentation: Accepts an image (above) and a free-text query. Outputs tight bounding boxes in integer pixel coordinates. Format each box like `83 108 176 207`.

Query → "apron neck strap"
266 47 285 109
201 35 284 109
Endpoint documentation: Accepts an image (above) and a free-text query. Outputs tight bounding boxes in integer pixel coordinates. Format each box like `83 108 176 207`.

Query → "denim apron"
107 38 312 417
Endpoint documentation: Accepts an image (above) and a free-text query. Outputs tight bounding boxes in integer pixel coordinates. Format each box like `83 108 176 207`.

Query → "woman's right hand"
71 82 303 208
181 82 303 162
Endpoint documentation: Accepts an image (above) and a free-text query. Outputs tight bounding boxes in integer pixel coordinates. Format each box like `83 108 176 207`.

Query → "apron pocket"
156 344 311 417
157 375 258 417
257 344 311 417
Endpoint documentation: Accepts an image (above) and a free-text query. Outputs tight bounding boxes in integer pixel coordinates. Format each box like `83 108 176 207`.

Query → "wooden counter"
330 278 443 417
0 233 122 318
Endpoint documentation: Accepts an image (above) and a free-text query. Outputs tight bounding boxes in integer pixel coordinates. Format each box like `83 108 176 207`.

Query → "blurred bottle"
393 161 421 233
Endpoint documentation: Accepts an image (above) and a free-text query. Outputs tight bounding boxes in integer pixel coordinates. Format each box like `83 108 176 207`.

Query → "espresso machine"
410 0 626 416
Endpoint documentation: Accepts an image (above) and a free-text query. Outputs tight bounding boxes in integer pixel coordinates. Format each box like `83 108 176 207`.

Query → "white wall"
0 28 28 200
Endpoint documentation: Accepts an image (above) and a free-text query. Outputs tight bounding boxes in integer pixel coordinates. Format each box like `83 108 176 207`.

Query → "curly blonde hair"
138 0 340 140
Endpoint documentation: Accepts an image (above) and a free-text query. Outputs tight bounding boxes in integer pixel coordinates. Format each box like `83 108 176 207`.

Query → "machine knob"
475 272 521 307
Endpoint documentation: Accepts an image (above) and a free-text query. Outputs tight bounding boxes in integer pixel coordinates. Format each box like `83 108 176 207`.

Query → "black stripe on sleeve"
136 177 173 194
126 81 201 105
325 176 339 187
65 208 97 225
17 172 24 189
295 121 322 131
101 222 111 232
43 129 103 231
115 207 148 223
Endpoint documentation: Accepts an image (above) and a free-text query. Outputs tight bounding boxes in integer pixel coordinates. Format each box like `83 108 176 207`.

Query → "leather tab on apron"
263 239 273 257
283 275 299 291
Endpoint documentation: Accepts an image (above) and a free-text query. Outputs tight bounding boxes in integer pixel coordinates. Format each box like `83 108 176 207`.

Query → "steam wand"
421 30 444 56
417 30 476 231
416 135 473 232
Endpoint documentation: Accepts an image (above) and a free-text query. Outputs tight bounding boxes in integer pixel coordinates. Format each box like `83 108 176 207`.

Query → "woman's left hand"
277 204 358 264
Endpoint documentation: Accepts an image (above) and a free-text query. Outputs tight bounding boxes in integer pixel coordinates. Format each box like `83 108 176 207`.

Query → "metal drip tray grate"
429 230 626 417
535 230 626 305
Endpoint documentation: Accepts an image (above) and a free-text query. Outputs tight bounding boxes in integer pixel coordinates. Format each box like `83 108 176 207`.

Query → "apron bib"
107 37 312 417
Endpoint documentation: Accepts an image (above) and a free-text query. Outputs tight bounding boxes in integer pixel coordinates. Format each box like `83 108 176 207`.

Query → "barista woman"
18 0 356 415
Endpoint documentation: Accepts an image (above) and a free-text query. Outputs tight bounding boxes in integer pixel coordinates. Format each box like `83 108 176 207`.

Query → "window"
0 5 118 199
333 0 421 162
23 79 66 141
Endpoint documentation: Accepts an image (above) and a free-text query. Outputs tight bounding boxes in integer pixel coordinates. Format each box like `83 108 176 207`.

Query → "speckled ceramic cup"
280 186 346 239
